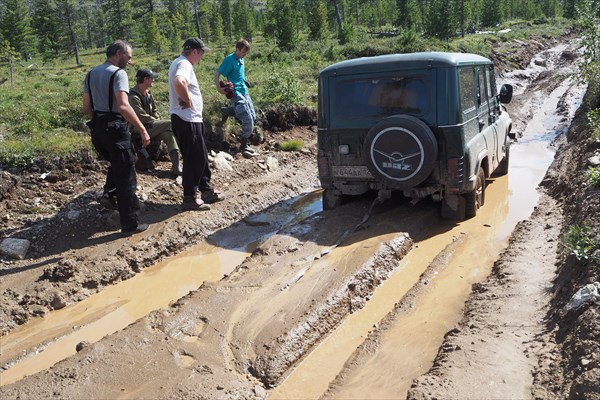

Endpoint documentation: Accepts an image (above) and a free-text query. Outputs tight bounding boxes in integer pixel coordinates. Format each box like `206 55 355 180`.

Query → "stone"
0 238 31 260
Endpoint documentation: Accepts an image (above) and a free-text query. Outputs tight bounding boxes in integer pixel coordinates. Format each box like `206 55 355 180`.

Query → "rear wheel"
465 168 486 218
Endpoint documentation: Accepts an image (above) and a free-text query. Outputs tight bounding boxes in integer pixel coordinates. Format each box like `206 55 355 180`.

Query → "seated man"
129 69 182 176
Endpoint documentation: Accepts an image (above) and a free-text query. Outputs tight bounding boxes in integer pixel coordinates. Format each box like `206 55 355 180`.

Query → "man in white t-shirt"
168 37 224 210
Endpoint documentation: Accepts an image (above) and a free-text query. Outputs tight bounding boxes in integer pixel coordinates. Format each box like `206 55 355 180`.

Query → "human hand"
178 97 190 109
141 130 151 147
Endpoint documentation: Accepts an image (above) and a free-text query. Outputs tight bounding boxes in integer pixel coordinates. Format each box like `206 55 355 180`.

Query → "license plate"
331 166 373 179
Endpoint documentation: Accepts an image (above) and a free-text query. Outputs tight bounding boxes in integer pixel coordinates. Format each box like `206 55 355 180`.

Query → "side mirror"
499 84 513 104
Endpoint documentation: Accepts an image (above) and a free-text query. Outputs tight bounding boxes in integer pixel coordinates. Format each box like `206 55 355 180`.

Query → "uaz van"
317 52 514 219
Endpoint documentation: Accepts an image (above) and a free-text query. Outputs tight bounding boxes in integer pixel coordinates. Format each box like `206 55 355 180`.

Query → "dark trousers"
91 119 139 230
171 114 212 197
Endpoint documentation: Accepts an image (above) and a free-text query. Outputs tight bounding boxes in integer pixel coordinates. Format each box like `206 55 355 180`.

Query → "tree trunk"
64 3 81 65
193 0 202 38
331 0 343 31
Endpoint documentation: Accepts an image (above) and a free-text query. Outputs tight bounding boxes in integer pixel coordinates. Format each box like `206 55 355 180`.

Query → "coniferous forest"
1 0 598 62
0 0 598 168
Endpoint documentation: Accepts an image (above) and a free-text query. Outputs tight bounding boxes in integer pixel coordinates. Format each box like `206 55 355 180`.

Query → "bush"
259 66 303 106
588 166 600 187
564 223 599 262
279 139 304 151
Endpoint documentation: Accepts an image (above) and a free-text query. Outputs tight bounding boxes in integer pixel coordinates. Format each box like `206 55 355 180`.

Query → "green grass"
279 139 304 151
564 223 600 263
588 166 600 187
0 19 574 169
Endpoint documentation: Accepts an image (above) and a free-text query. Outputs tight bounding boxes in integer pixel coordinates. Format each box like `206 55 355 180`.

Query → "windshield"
332 74 431 121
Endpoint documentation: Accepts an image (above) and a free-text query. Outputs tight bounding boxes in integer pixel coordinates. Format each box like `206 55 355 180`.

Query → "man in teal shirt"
214 39 257 157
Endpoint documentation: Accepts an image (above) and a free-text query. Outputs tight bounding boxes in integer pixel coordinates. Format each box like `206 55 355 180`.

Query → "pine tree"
480 0 501 27
210 2 224 47
308 0 328 40
232 0 254 40
455 0 472 37
31 0 63 60
143 13 164 53
396 0 421 31
0 0 36 59
425 0 457 40
270 0 298 50
221 0 233 41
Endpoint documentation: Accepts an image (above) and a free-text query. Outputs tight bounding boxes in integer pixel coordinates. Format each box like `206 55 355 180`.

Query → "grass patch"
564 223 599 263
278 139 304 151
588 166 600 187
0 129 92 168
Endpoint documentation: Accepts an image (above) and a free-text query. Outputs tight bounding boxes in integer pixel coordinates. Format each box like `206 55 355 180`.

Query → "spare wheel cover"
364 115 438 189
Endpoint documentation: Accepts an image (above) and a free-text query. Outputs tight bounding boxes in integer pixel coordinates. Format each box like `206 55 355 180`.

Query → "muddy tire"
493 139 510 177
323 188 341 210
364 115 438 190
465 168 486 218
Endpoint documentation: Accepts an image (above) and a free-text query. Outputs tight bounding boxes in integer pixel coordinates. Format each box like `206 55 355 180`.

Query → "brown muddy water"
270 58 585 399
0 42 586 397
0 193 322 386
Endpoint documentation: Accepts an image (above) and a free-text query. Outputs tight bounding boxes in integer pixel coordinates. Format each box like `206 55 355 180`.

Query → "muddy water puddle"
270 55 585 399
0 193 322 386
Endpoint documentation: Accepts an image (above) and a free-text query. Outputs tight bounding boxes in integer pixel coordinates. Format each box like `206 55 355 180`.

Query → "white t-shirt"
168 55 203 122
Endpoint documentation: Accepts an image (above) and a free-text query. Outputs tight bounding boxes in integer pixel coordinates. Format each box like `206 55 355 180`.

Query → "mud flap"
441 194 466 220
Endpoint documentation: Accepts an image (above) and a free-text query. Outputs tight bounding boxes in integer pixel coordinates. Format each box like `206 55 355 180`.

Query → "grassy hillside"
0 18 574 169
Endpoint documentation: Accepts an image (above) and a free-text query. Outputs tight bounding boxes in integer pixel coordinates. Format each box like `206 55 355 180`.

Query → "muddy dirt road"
1 35 599 399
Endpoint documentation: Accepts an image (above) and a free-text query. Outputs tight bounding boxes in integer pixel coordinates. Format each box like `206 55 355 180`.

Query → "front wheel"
465 168 486 219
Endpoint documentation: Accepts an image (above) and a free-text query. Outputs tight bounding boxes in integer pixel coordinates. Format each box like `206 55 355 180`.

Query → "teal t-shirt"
217 53 247 95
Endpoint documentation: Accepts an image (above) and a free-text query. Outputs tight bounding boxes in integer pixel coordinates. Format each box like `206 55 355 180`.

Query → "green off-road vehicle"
317 52 514 219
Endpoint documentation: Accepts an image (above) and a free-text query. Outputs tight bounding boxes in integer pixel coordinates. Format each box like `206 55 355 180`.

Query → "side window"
459 67 475 111
485 67 493 99
477 68 488 105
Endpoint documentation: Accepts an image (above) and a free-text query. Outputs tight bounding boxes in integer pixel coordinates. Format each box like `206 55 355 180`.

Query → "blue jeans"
232 93 256 139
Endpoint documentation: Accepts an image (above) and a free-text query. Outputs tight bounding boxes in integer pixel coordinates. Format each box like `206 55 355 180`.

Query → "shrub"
259 66 303 106
588 166 600 187
564 223 598 262
279 139 304 151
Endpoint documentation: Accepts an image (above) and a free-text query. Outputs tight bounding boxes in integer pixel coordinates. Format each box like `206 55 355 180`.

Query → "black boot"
240 137 256 158
169 150 182 176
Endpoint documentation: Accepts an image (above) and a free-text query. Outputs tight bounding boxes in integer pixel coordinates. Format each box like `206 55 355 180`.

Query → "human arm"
214 70 228 96
115 91 150 147
83 92 93 120
173 75 191 109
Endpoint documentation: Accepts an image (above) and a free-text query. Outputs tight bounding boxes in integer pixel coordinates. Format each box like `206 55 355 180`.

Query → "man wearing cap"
168 37 224 211
129 69 182 176
83 40 150 235
214 39 257 158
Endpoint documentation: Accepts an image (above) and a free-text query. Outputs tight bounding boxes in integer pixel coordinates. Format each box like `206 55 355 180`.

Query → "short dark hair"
106 40 131 58
235 39 251 51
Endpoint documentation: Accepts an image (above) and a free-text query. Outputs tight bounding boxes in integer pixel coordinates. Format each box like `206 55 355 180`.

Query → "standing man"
214 39 257 158
83 40 150 235
168 37 224 211
129 69 182 177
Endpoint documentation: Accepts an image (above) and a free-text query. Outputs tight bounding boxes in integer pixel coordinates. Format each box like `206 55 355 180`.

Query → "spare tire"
364 115 438 189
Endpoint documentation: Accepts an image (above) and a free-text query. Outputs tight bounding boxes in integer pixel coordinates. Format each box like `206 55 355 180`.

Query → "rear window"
332 74 431 120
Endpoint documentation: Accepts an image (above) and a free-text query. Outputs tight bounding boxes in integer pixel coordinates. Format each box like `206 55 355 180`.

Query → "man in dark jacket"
129 69 182 176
